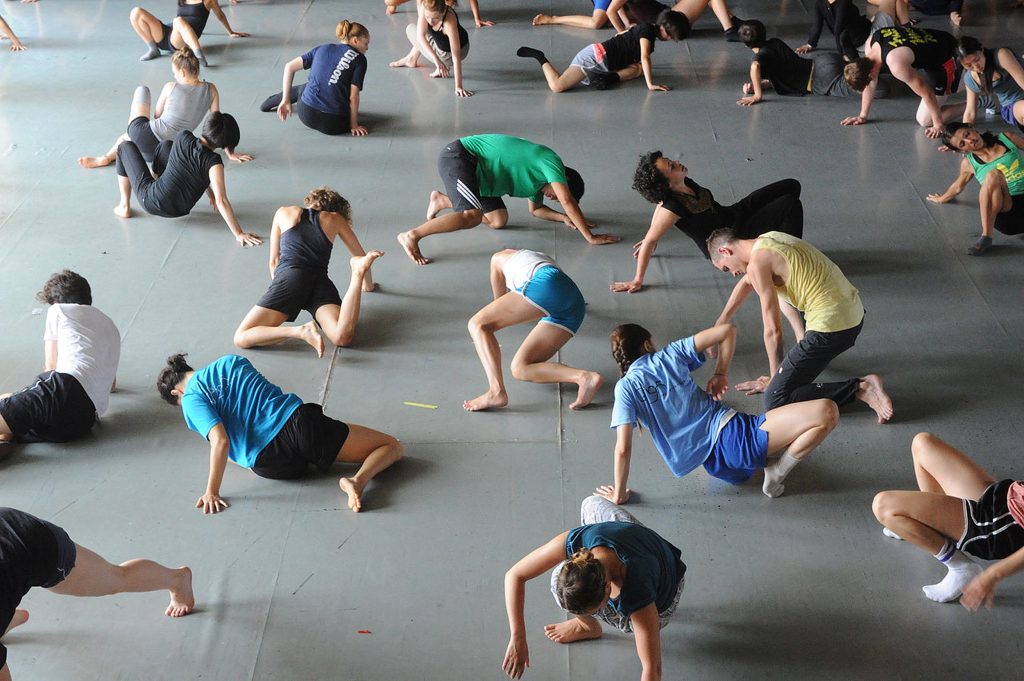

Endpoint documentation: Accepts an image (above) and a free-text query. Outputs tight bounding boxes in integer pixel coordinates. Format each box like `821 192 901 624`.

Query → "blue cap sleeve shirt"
300 44 368 115
565 522 685 618
180 355 302 468
610 336 732 477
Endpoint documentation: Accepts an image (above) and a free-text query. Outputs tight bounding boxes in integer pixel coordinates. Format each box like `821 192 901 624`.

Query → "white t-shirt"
502 249 557 291
43 304 121 416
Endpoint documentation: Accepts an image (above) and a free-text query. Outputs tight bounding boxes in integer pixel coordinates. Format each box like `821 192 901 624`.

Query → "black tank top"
278 209 333 272
660 178 735 258
427 7 469 53
873 26 955 69
177 1 211 38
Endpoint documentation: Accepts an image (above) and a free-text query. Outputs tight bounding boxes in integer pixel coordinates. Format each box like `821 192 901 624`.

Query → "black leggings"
115 139 179 217
729 179 804 241
259 84 349 136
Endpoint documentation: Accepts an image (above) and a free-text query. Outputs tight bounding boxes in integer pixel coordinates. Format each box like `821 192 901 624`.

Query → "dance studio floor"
1 1 1022 678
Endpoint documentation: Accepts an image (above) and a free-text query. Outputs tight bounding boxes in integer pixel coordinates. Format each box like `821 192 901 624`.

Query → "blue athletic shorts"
703 413 769 484
518 266 586 335
593 0 613 10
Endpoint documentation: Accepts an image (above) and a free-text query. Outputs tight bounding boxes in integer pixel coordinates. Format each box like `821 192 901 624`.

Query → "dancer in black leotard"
234 187 382 356
390 0 473 97
130 0 249 65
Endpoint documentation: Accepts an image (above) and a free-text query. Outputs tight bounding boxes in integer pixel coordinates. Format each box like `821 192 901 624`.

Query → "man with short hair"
706 229 893 423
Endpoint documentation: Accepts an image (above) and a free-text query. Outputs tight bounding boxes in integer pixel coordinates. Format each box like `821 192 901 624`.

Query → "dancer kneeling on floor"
158 354 402 513
113 112 261 246
517 11 687 92
0 507 194 680
0 271 119 462
464 249 602 412
602 322 838 501
502 495 686 681
606 0 741 40
389 0 474 97
234 187 381 357
260 20 369 136
873 432 1024 607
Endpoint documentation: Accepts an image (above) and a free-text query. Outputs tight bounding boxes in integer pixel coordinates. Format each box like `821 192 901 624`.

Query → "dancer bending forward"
873 433 1024 607
465 249 602 412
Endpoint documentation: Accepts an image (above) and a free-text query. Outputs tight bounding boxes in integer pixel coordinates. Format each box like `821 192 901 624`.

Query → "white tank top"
502 249 557 291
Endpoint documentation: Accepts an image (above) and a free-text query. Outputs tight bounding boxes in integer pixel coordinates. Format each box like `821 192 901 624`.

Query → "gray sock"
195 49 209 67
139 42 161 61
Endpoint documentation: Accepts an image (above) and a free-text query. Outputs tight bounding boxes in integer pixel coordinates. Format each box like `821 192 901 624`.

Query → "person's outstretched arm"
927 157 974 203
640 38 669 91
961 544 1024 611
607 0 629 33
747 252 785 382
208 164 262 246
738 61 764 106
542 183 621 244
447 19 472 97
267 208 285 277
611 205 676 292
715 275 755 325
468 0 494 27
595 423 635 504
797 0 824 53
349 84 367 136
502 532 571 679
206 83 251 162
207 0 249 37
890 59 944 136
961 87 978 125
197 423 231 513
278 57 304 121
632 604 663 681
693 323 736 399
0 16 25 51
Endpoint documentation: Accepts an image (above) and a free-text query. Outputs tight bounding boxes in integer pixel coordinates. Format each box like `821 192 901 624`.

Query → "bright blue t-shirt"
180 355 302 468
610 336 732 477
300 44 367 115
566 522 685 617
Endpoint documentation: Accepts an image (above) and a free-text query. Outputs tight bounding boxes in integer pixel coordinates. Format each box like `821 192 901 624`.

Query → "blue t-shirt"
610 336 731 478
566 522 685 617
300 44 368 115
181 355 302 468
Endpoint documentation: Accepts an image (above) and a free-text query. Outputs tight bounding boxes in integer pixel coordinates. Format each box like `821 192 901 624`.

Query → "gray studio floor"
1 0 1023 679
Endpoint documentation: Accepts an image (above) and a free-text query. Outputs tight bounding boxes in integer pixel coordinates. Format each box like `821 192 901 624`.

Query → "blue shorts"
1000 102 1024 131
703 413 769 484
593 0 613 10
517 266 586 335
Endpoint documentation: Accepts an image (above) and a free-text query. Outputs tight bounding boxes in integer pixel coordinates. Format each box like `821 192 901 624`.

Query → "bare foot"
299 321 325 358
570 372 603 410
78 155 112 169
113 204 132 218
858 374 893 424
389 55 418 68
4 609 29 635
426 190 448 220
386 4 397 14
339 476 364 512
429 68 444 78
950 11 962 26
351 250 384 277
543 617 603 644
397 231 430 265
532 13 552 25
166 566 194 617
463 390 508 412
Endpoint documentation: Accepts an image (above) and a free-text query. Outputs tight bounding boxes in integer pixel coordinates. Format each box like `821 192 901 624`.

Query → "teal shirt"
458 134 568 202
968 133 1024 197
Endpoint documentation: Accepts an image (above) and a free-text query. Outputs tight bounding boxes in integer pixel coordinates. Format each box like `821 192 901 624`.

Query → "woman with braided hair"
502 495 686 681
601 322 838 502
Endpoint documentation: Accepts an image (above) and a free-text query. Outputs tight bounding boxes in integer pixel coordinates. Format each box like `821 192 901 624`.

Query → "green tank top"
968 133 1024 197
752 232 864 334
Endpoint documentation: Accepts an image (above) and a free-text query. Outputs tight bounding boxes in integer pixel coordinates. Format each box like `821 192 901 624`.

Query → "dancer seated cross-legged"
502 495 686 681
234 187 381 357
464 249 602 412
602 322 838 500
872 432 1024 607
0 507 194 681
158 354 402 513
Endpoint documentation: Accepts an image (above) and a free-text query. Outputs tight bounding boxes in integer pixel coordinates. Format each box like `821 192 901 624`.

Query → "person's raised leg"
510 323 603 410
315 251 384 349
79 86 152 169
910 432 994 498
169 17 206 66
464 293 544 411
130 7 165 60
47 544 193 617
533 10 609 29
233 306 324 356
760 398 839 497
398 208 483 265
335 424 403 512
426 190 452 220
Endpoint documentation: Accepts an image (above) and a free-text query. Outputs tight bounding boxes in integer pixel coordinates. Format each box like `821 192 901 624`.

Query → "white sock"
882 527 903 540
762 453 800 498
922 542 981 603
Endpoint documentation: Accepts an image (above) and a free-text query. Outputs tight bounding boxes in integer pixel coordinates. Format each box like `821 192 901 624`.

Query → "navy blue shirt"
300 44 368 115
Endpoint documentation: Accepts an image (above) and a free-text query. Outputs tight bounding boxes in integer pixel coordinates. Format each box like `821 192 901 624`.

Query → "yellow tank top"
752 232 864 333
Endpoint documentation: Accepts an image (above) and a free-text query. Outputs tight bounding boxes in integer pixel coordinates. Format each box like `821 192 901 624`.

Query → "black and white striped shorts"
956 479 1024 560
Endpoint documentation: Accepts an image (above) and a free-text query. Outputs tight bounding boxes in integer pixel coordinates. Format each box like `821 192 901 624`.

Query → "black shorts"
127 115 162 162
956 479 1024 560
156 22 174 52
38 516 77 588
0 372 96 443
437 140 506 214
255 267 342 323
995 193 1024 236
922 57 962 97
251 403 349 480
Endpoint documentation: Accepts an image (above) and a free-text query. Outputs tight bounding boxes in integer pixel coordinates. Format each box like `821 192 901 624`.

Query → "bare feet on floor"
543 617 603 644
4 609 29 635
352 250 384 277
426 190 447 220
858 374 893 423
113 204 132 218
338 476 364 512
463 390 509 412
166 566 195 617
570 372 603 410
429 68 445 78
397 231 429 265
78 156 112 169
299 320 325 358
389 55 419 68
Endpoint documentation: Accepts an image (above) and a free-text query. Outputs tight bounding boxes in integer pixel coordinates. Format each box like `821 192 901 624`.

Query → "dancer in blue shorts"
601 322 838 500
464 249 603 412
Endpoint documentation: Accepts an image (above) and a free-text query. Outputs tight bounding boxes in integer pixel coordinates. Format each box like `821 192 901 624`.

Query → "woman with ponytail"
502 495 685 681
602 322 838 502
260 20 370 136
956 36 1024 132
156 353 402 513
